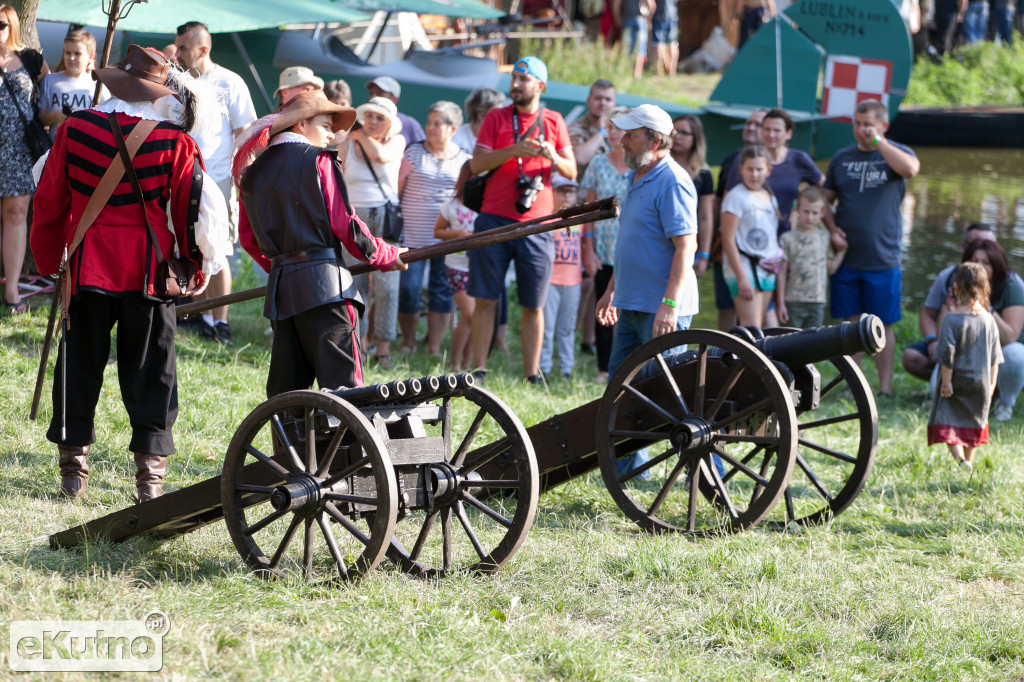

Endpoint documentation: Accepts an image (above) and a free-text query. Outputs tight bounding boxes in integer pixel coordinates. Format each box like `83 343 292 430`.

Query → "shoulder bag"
1 52 51 162
355 140 403 244
108 114 201 297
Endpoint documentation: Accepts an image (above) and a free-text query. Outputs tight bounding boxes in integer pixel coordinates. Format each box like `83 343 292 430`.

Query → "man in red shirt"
469 57 577 383
32 46 228 502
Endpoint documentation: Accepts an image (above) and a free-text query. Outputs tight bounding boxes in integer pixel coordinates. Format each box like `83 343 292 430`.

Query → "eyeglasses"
673 130 694 137
0 21 9 30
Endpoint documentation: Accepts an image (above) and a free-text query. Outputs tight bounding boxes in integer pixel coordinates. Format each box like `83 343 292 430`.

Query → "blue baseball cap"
512 57 548 84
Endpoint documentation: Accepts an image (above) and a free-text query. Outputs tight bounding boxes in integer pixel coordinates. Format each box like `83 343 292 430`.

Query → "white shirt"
155 64 256 183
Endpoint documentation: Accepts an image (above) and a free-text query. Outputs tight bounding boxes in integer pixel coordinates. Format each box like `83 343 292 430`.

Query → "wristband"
584 232 595 238
871 135 881 147
695 251 710 260
924 334 937 343
662 297 678 308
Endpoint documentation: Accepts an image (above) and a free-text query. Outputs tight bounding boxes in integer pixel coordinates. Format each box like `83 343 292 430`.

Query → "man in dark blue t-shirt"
823 99 920 396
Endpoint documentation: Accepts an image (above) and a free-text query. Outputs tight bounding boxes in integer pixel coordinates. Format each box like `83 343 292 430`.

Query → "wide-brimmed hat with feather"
92 44 178 102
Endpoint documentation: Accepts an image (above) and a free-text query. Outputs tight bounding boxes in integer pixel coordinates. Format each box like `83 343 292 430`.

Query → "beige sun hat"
274 66 325 98
354 96 403 137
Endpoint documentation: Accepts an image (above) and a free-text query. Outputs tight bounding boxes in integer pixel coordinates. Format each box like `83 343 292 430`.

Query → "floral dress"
0 64 37 197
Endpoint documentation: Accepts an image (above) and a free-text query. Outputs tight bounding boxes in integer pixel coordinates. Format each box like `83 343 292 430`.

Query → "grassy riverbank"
2 296 1024 679
527 35 1024 110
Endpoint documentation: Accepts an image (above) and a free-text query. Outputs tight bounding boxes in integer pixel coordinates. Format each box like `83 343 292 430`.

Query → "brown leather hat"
269 90 357 137
93 44 177 103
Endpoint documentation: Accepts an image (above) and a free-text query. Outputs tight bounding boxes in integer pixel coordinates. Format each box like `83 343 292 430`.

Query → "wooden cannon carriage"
50 316 883 583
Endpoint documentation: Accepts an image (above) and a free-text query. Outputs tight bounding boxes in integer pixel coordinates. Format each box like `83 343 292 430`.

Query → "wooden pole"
92 0 122 105
176 197 618 318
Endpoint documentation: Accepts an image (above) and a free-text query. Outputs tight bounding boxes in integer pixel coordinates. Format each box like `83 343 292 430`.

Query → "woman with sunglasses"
0 5 49 315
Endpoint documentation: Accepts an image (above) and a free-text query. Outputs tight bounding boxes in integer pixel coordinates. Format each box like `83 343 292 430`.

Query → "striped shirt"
399 142 471 248
31 109 203 296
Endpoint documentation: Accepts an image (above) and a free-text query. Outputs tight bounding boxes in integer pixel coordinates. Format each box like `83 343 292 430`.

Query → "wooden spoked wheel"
385 386 539 577
762 328 877 527
221 391 398 583
595 329 797 535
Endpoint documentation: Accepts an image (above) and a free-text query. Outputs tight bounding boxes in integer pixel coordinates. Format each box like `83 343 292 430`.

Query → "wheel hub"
428 463 460 506
270 474 323 514
669 418 713 453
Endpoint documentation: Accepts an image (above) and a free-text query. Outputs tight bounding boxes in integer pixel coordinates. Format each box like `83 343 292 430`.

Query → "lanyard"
512 106 545 175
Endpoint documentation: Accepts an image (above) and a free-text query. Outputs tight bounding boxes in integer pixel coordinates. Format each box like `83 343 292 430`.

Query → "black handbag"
355 140 404 244
0 62 51 162
462 170 492 213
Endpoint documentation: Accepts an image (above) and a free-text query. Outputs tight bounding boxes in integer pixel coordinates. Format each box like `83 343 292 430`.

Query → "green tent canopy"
38 0 503 32
37 0 371 33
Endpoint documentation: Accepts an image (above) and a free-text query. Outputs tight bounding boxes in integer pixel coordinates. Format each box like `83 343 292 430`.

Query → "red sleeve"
166 133 207 287
317 153 399 270
30 123 72 276
238 200 272 273
474 107 500 151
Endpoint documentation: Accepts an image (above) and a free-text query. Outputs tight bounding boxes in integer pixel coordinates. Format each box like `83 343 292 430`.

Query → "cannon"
49 317 883 582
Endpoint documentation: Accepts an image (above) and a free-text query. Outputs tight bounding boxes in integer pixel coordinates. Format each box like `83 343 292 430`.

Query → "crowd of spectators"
7 14 1020 442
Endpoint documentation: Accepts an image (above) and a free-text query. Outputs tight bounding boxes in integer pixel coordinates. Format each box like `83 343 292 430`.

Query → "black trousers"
594 264 615 373
48 292 178 455
267 300 361 398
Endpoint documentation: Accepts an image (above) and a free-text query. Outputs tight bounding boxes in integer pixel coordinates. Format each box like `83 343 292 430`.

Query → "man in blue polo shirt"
596 104 698 372
823 99 919 397
596 103 698 475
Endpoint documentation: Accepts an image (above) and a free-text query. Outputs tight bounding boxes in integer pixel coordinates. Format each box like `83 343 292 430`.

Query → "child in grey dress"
927 263 1004 472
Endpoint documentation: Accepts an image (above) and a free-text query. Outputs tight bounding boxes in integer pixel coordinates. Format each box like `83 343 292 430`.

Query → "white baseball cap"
611 104 674 136
367 76 401 98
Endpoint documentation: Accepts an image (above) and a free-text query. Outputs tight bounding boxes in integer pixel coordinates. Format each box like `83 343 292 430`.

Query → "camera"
515 173 545 214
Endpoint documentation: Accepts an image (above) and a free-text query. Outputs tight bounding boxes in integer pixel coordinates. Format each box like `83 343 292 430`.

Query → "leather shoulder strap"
108 114 164 261
66 116 159 257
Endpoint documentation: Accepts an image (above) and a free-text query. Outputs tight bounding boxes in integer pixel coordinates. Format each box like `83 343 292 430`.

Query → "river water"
900 148 1024 309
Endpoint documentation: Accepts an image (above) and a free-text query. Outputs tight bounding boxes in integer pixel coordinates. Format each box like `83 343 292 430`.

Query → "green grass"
520 38 720 108
2 292 1024 680
904 41 1024 107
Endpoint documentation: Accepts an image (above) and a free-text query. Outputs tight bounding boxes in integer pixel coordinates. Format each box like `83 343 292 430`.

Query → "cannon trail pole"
176 196 618 318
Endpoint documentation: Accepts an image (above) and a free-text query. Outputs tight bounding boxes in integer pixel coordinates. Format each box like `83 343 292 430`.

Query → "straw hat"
355 96 403 137
274 66 325 99
269 90 357 137
92 44 177 103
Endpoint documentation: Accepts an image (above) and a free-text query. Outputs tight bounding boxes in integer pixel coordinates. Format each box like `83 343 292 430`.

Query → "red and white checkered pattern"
822 55 892 122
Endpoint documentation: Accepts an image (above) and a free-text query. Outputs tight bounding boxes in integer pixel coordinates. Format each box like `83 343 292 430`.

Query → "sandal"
373 354 392 370
5 299 27 316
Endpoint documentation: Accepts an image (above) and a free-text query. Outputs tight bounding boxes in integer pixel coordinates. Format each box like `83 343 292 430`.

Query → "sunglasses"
0 21 9 30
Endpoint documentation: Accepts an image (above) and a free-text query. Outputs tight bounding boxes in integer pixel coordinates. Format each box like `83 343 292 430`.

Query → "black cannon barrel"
755 315 885 366
418 375 442 393
388 373 464 404
404 378 423 396
384 380 408 400
329 382 390 406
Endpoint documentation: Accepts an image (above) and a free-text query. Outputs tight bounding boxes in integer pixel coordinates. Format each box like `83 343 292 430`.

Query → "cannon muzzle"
755 315 885 367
